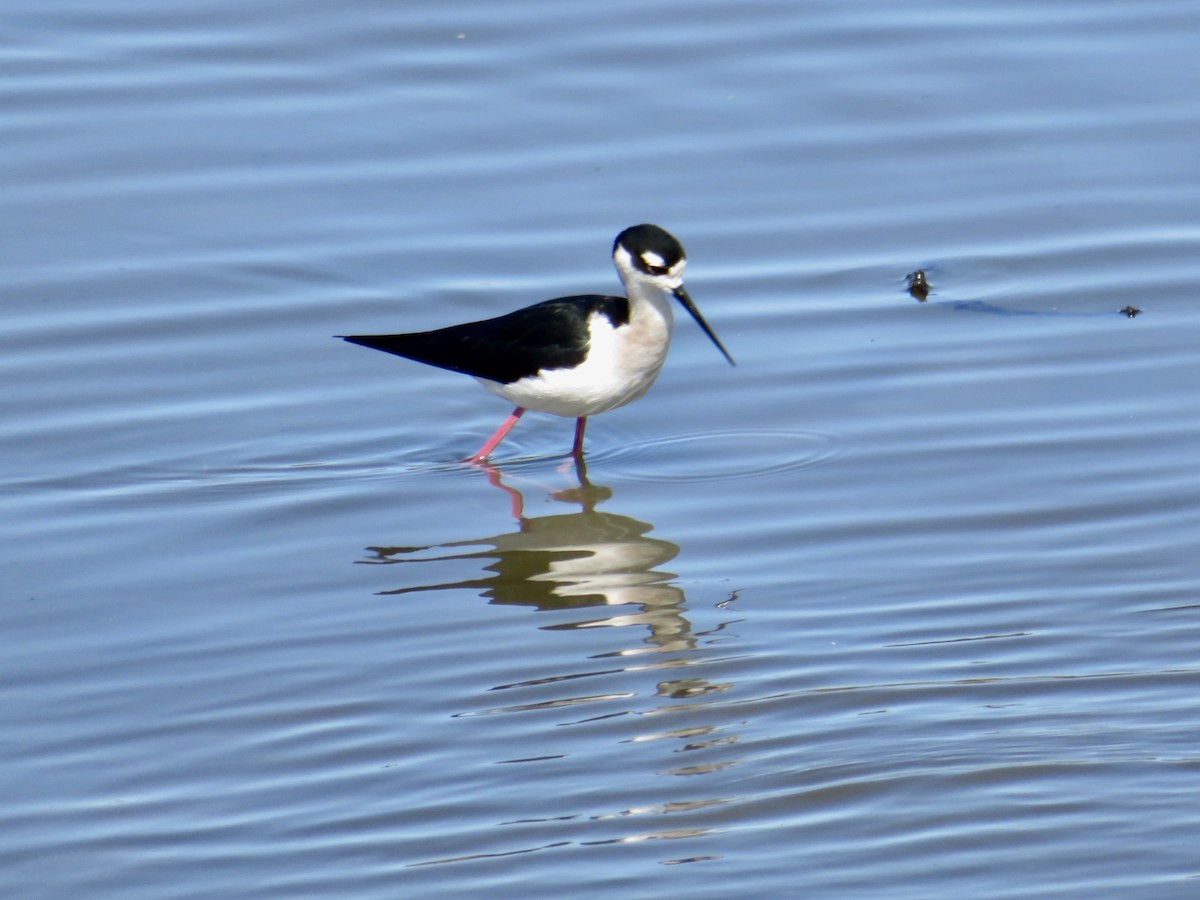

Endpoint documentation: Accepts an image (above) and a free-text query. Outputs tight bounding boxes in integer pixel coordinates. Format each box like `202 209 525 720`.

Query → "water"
5 0 1200 896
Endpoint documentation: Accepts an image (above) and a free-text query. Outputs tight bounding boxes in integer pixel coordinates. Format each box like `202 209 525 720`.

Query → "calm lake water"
5 0 1200 896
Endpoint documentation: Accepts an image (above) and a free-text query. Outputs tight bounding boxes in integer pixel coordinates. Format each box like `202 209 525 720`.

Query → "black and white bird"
340 224 735 462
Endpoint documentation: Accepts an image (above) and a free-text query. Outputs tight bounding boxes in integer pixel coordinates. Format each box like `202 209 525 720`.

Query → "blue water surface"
4 1 1200 897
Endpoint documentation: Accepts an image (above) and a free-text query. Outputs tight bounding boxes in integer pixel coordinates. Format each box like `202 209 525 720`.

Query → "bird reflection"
361 458 699 655
363 459 746 861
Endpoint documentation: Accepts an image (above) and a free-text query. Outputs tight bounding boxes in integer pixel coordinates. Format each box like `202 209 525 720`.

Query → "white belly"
478 303 674 418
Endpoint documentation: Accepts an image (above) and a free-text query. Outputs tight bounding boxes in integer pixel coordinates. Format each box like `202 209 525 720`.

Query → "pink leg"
465 407 525 463
571 417 587 457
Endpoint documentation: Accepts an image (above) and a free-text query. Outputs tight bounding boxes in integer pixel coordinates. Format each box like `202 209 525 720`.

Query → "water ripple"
591 428 848 483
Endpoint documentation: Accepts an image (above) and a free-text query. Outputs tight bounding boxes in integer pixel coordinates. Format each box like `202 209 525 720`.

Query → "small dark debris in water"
1120 305 1141 318
906 269 930 301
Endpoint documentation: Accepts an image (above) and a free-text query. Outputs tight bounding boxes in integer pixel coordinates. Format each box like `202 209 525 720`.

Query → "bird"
339 224 735 463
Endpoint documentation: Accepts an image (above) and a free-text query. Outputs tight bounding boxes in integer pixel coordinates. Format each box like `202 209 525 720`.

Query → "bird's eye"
640 251 669 275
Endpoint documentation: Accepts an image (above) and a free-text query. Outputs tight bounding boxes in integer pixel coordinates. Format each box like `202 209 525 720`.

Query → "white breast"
479 299 675 418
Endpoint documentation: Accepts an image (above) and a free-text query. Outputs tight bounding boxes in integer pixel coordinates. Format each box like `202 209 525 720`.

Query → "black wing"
340 294 630 385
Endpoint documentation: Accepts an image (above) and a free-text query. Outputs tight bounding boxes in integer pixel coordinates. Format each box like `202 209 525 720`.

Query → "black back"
341 294 630 385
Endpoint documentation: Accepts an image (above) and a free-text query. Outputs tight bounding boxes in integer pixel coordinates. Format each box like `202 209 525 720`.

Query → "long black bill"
674 286 736 366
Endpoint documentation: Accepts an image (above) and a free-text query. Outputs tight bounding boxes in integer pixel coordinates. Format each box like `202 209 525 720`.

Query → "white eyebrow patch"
641 250 666 268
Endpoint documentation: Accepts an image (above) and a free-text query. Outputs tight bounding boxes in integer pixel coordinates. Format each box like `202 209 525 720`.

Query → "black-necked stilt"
340 224 735 462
